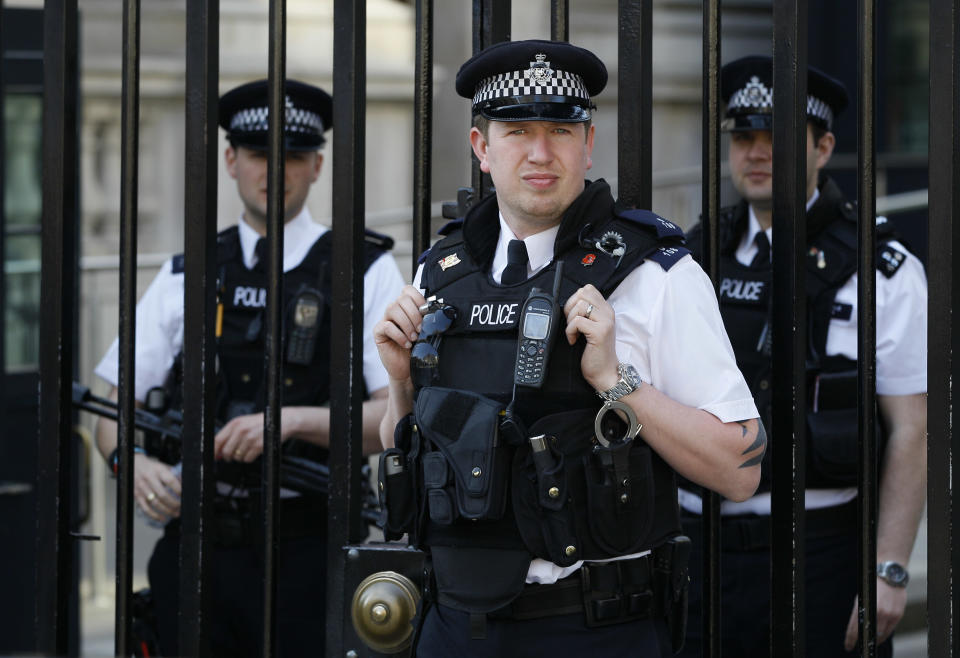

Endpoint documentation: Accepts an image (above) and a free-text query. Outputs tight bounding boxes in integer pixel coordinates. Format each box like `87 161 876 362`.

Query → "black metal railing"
27 0 952 656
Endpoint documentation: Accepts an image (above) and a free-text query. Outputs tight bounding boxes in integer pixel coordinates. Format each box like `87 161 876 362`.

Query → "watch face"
621 364 641 386
879 562 908 586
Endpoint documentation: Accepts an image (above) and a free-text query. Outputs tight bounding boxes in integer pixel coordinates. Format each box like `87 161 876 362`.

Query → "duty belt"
488 556 657 626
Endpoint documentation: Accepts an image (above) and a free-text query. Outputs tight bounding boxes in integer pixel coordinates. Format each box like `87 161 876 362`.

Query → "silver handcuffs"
593 400 642 447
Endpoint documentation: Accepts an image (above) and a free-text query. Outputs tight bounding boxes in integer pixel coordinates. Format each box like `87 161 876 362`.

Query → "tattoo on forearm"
737 419 767 469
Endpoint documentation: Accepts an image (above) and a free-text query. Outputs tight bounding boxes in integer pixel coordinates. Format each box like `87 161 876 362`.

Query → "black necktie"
501 239 529 285
253 238 268 273
751 231 770 268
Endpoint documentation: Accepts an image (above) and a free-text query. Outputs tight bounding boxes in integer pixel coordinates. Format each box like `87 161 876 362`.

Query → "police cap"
218 79 333 151
720 55 848 132
455 39 607 122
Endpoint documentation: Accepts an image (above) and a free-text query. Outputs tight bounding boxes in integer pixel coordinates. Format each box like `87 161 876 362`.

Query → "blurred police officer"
93 79 404 656
374 40 764 656
681 56 928 657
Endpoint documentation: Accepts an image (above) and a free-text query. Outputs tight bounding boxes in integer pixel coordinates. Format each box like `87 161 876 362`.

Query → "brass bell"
350 571 420 654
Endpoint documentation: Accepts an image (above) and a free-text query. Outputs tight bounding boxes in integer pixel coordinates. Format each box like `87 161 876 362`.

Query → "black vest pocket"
583 440 656 555
512 439 581 567
511 408 657 564
807 408 859 486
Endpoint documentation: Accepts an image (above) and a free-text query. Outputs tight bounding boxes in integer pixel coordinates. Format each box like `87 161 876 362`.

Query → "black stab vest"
167 225 390 467
413 181 689 608
687 177 902 491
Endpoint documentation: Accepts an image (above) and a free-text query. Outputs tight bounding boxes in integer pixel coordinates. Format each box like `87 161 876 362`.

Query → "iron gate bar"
0 0 5 391
550 0 568 42
180 1 219 654
770 3 808 657
412 0 433 272
261 2 287 655
328 0 367 653
699 0 722 655
471 0 510 205
855 0 878 654
927 0 960 654
115 0 140 653
616 0 652 210
35 1 78 653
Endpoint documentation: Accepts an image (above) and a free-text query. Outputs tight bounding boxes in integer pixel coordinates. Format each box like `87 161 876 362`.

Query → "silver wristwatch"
877 561 909 588
597 363 643 402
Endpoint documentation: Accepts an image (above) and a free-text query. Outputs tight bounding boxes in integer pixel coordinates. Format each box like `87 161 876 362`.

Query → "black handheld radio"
513 262 564 388
287 286 324 365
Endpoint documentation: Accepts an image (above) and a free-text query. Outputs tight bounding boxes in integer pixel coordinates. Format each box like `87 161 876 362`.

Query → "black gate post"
855 0 879 654
470 0 510 204
617 0 652 210
114 0 141 653
412 0 433 270
328 0 368 653
35 1 78 652
180 1 219 654
927 0 960 654
770 3 808 657
260 1 287 655
699 1 722 655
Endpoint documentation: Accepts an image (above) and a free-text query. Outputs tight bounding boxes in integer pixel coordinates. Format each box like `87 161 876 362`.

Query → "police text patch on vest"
228 284 268 309
718 277 768 305
462 299 521 331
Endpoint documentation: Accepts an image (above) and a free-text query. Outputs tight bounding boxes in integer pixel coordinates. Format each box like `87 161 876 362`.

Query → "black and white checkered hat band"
229 104 325 135
727 77 834 129
472 69 591 107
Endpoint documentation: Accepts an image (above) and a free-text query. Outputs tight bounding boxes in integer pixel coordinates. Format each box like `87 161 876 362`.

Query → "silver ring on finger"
146 492 157 503
584 303 594 320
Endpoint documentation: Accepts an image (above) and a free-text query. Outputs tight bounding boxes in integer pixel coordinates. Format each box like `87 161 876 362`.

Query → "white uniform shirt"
417 212 759 583
678 196 928 516
95 208 405 398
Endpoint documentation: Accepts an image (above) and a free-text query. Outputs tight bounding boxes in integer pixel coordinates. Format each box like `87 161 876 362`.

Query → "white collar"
237 208 325 271
742 186 821 252
492 213 560 283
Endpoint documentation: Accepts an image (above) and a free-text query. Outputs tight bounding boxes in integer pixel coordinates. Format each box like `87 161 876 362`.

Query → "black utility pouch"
511 409 594 567
584 438 656 556
414 387 508 521
378 448 415 538
653 535 691 654
807 370 882 487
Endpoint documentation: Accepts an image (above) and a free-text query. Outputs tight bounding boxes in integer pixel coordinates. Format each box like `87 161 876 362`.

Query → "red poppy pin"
581 253 596 266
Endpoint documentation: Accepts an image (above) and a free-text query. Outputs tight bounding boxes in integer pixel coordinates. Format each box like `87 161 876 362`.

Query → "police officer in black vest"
680 56 928 657
93 79 404 656
374 40 764 656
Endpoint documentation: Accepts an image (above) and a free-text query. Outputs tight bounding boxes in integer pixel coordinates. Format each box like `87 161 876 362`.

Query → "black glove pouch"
414 387 509 521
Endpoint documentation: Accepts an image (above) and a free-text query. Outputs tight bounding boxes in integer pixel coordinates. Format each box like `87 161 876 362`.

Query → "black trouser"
147 497 329 657
679 502 893 658
416 603 671 658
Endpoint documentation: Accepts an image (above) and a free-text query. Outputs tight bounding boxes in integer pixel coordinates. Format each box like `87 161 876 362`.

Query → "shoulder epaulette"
877 244 907 278
171 254 185 274
364 228 395 250
437 218 464 236
615 208 685 240
646 245 691 271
